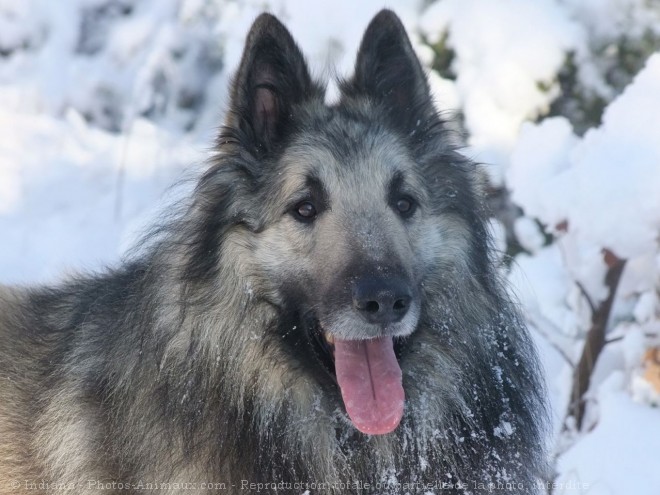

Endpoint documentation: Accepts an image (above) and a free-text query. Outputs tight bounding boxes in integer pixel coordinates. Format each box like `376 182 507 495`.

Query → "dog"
0 10 547 494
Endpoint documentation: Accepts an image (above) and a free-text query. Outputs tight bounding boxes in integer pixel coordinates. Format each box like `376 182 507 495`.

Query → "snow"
0 106 200 282
513 216 545 254
419 0 584 185
557 372 660 495
509 54 660 260
505 45 660 495
1 0 660 493
507 117 578 230
568 54 660 259
493 419 514 439
562 0 660 41
634 291 657 324
509 245 580 340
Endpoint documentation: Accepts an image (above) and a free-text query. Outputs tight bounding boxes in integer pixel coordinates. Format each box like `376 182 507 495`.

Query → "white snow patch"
493 420 514 439
558 372 660 495
509 245 579 339
513 216 545 254
509 55 660 259
420 0 584 183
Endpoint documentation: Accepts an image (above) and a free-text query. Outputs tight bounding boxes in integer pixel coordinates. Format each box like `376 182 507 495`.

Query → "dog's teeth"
324 332 335 344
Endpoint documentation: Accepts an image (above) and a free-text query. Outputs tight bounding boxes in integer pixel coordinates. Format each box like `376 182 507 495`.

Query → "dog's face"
205 11 486 435
258 130 425 334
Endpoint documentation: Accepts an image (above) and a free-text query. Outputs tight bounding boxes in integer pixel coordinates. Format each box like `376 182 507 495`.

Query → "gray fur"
0 10 547 494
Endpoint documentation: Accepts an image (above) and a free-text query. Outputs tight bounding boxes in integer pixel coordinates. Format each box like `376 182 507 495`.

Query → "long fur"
0 10 547 494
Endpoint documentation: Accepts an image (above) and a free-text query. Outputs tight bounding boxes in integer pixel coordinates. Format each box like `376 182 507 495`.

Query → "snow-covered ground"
1 1 660 493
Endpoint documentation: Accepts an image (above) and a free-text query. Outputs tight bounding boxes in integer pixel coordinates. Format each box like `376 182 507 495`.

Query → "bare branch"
564 249 626 431
575 280 597 315
528 313 575 369
605 332 659 345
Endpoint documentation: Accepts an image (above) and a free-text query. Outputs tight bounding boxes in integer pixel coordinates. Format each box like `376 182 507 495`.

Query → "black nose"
353 278 412 325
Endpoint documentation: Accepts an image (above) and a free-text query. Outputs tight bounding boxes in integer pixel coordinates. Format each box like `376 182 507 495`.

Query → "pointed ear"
226 14 318 155
345 10 434 132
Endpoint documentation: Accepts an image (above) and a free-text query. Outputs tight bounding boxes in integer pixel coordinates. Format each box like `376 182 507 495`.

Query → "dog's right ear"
225 14 317 156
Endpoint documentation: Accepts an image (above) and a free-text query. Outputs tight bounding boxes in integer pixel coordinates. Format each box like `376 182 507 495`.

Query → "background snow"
419 0 584 185
1 0 660 493
509 55 660 261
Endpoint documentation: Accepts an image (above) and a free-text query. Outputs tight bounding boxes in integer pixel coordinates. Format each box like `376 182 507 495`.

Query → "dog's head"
188 11 491 435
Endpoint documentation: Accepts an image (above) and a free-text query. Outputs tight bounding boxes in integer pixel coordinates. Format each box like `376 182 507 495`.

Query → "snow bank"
419 0 584 184
557 372 660 495
0 106 200 283
508 54 660 260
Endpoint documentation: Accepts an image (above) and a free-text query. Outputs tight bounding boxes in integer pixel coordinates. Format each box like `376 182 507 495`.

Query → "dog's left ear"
346 10 435 132
226 14 319 156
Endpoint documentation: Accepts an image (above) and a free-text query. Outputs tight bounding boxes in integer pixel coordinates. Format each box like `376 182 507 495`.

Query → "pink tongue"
334 336 404 435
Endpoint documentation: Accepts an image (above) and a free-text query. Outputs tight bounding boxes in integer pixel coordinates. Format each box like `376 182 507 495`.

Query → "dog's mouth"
308 319 406 436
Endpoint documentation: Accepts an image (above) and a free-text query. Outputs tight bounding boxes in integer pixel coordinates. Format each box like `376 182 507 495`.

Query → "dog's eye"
395 197 416 217
294 201 317 222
